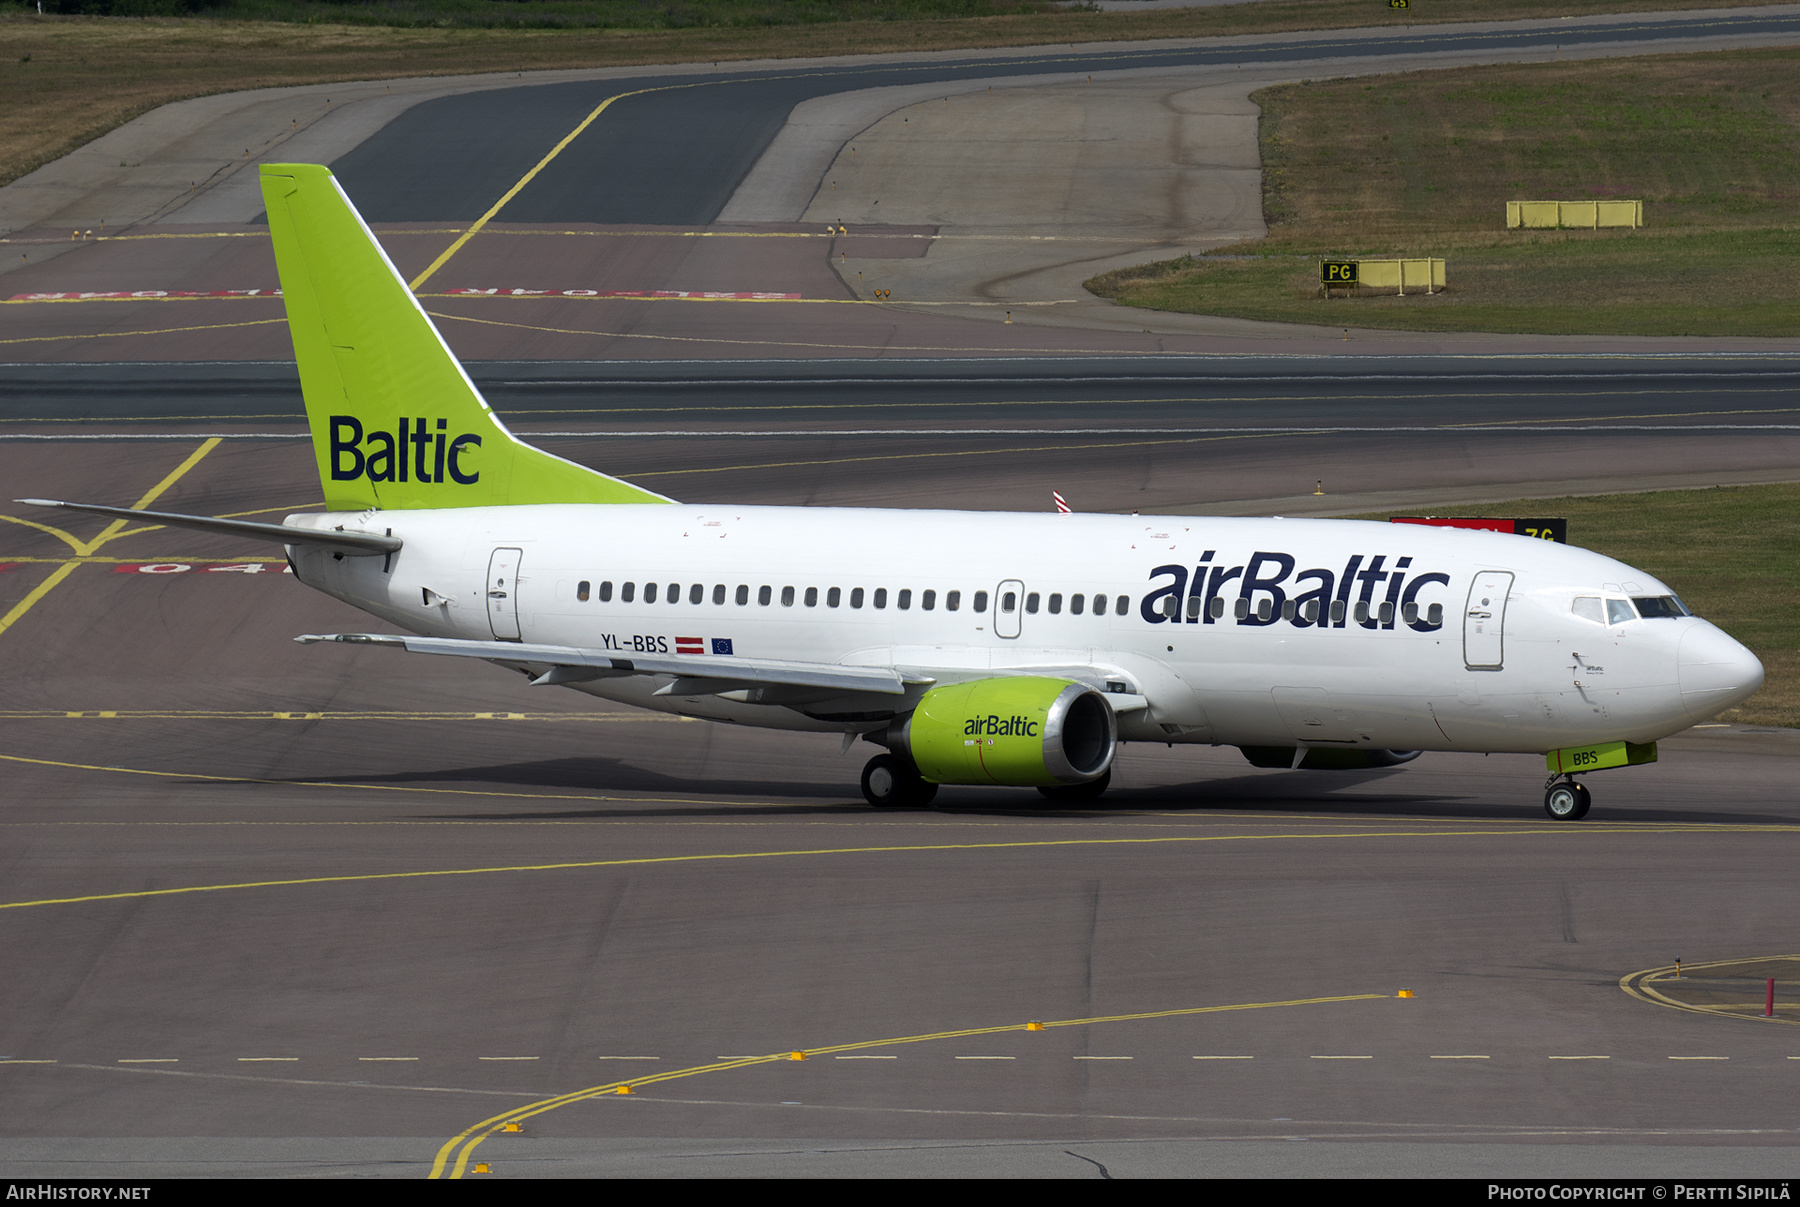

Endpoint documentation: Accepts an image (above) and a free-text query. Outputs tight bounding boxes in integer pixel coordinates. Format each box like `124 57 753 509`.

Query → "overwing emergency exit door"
487 547 523 641
1463 571 1513 669
995 579 1024 639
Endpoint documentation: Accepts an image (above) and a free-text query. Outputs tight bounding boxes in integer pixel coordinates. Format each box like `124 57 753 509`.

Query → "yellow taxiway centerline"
430 992 1392 1179
0 439 220 640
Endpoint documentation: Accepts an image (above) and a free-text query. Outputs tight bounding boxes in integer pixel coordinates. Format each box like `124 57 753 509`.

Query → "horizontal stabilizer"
296 633 909 695
17 499 401 556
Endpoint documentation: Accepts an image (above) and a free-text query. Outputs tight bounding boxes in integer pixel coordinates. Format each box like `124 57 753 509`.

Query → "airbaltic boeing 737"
24 165 1765 819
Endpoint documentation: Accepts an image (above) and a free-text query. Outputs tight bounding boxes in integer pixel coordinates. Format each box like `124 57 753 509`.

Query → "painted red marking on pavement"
441 288 801 300
111 563 290 574
8 290 281 301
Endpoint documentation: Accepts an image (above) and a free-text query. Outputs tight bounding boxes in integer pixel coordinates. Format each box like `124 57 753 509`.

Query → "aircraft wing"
296 632 912 695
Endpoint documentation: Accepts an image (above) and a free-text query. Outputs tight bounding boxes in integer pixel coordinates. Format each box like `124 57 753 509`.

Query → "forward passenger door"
1463 571 1513 670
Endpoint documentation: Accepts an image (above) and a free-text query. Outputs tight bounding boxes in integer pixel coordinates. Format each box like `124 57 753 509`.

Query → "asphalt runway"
4 356 1797 514
2 368 1799 1178
326 9 1800 223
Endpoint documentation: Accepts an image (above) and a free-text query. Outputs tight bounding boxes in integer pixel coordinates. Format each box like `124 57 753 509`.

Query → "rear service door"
487 547 523 641
1463 571 1513 670
995 579 1024 639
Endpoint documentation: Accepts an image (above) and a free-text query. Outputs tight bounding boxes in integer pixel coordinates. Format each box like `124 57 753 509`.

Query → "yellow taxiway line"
0 438 220 640
430 992 1392 1178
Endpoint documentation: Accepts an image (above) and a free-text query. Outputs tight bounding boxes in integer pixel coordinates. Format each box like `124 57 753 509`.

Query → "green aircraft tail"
259 163 669 511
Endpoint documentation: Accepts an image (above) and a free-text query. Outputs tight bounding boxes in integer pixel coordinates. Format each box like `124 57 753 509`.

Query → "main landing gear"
861 753 938 809
1543 775 1592 821
1038 769 1112 803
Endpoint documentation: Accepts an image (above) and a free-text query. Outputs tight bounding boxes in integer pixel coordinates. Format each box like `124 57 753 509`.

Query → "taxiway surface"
2 370 1798 1177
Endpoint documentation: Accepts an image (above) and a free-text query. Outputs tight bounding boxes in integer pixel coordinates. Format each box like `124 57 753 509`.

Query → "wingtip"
14 498 62 508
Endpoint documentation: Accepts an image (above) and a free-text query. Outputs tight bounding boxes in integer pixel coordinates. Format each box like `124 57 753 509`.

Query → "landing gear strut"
1037 768 1112 803
1543 775 1592 821
861 753 938 809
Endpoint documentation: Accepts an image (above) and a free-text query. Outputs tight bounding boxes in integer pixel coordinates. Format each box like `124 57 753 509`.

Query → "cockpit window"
1605 598 1635 626
1632 595 1689 619
1571 597 1604 624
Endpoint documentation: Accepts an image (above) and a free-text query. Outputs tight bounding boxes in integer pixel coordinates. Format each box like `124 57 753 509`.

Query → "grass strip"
1344 483 1798 727
0 0 1784 193
1088 47 1800 337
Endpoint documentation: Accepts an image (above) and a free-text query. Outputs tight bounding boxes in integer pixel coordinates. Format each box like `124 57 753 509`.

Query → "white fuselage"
287 505 1763 755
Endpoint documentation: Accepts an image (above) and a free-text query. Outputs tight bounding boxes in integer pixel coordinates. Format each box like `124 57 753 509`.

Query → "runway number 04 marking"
110 563 290 575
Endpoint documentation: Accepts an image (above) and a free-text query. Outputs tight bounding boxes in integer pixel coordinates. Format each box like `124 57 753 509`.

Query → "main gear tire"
1544 780 1591 821
861 754 935 809
1037 769 1112 803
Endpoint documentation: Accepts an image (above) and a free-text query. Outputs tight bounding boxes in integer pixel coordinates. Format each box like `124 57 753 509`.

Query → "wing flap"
297 633 908 695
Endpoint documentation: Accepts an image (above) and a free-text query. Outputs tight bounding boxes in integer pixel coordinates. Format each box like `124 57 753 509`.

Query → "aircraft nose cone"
1678 623 1764 722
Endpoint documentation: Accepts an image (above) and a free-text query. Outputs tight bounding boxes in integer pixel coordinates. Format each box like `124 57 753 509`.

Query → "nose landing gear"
1544 775 1592 821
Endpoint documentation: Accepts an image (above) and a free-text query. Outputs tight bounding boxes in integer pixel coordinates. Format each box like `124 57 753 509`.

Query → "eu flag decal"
711 638 734 656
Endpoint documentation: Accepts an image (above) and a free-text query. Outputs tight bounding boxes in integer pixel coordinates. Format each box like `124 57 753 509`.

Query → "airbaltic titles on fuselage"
1142 550 1452 632
329 415 482 484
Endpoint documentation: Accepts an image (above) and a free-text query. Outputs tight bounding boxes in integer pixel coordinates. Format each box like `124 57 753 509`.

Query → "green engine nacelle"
892 676 1117 787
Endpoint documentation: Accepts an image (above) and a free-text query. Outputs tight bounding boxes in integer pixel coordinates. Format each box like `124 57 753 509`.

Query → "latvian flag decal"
675 636 704 655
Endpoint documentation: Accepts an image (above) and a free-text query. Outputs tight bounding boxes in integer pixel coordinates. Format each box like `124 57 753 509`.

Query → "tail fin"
259 163 670 511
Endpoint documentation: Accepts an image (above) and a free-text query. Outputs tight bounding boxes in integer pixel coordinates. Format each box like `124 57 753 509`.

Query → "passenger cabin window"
781 586 795 606
1071 594 1085 615
874 588 888 609
690 584 703 605
805 587 819 607
851 588 865 609
1024 592 1040 614
621 582 636 603
598 581 614 602
666 583 678 602
1094 594 1107 616
828 587 842 608
1115 594 1128 615
758 585 772 606
1048 593 1062 614
946 590 961 612
922 590 936 611
1000 591 1017 614
897 589 912 610
736 585 749 605
973 591 988 613
713 584 725 605
577 581 590 602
